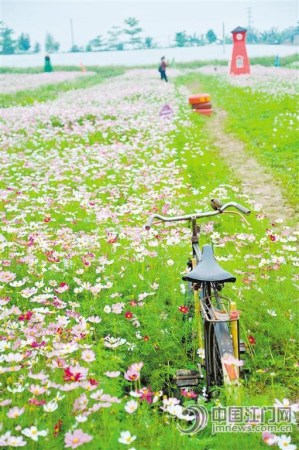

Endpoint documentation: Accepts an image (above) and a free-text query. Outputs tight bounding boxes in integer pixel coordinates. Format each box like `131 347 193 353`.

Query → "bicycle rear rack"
201 295 238 323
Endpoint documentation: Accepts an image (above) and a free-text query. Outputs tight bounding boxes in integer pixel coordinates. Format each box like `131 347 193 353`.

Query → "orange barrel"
188 93 211 104
194 109 213 116
192 102 212 110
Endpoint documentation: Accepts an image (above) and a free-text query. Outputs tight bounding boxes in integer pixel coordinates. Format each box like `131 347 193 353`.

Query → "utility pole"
247 7 253 30
70 18 75 48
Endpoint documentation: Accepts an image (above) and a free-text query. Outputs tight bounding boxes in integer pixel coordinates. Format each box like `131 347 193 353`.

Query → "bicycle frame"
146 199 251 392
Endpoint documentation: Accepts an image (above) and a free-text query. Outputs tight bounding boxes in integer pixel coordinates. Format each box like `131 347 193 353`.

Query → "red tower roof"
231 26 247 33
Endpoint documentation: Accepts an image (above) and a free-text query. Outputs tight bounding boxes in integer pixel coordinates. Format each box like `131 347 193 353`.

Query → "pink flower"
55 283 69 293
181 389 198 399
0 271 16 283
7 407 25 418
81 350 95 363
262 431 278 445
124 369 140 382
64 429 93 448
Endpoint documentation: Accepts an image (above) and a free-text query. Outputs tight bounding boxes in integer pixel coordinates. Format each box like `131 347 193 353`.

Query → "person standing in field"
44 55 53 72
159 56 168 82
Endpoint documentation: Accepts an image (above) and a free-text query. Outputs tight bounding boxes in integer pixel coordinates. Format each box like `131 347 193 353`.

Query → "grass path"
204 109 297 229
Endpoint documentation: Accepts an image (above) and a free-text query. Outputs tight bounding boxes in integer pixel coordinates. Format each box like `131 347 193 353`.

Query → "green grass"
175 72 299 212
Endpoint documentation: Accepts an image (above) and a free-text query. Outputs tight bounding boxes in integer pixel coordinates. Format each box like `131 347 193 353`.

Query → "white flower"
277 435 297 450
43 400 58 412
22 426 48 441
167 259 174 266
124 400 138 414
197 348 205 359
118 431 137 445
6 435 27 447
75 414 88 422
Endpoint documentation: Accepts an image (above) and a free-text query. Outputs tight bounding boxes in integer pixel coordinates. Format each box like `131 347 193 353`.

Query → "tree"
144 36 155 49
175 31 188 47
45 33 60 53
260 27 282 44
188 33 204 46
0 21 16 54
33 42 41 53
281 24 299 44
246 28 259 44
107 26 124 51
88 35 105 51
70 44 80 52
18 33 31 52
206 29 217 44
123 17 143 49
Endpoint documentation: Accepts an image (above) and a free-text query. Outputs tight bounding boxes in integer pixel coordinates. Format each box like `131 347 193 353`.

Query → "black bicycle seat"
182 244 236 283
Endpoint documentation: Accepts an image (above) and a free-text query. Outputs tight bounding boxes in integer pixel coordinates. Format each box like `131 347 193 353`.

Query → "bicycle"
145 199 251 397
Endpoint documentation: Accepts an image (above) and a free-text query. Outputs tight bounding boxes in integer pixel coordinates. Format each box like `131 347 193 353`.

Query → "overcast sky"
1 0 298 49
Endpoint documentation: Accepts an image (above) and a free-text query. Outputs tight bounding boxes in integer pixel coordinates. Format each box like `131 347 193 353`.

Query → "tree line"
1 18 298 55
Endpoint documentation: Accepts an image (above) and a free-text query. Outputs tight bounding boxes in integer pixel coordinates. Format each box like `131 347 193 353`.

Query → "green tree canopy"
45 33 60 53
33 42 41 53
0 21 16 54
175 31 188 47
107 26 124 51
18 32 31 52
206 29 217 43
123 17 143 49
88 35 105 51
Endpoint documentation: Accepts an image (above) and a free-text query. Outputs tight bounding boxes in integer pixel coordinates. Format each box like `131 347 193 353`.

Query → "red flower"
63 367 82 382
143 335 150 341
248 335 256 345
230 311 241 320
18 311 33 321
88 378 98 386
269 235 276 242
31 340 46 348
125 311 133 319
179 305 189 314
53 419 63 437
181 389 198 399
44 217 51 222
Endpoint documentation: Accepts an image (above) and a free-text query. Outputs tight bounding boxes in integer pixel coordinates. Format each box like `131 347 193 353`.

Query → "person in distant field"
159 56 168 82
44 55 53 72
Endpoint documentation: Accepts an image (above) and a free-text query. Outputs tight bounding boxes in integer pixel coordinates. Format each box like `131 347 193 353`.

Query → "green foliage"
17 32 31 52
175 31 189 47
176 72 299 212
206 29 217 44
45 32 60 53
123 17 143 49
0 21 16 54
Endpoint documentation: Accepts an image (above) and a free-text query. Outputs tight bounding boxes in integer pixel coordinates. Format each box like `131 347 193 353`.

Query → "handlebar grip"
235 203 251 215
145 216 154 230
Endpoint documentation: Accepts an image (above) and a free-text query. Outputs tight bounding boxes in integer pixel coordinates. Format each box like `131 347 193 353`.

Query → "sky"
1 0 298 50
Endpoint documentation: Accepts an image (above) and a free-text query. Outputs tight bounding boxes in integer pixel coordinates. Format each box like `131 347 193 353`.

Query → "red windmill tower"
230 26 250 75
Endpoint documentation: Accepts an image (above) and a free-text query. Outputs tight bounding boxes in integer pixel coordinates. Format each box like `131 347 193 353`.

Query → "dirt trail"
205 109 296 226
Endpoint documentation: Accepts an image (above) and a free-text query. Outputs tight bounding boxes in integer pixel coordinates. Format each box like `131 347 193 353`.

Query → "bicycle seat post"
191 218 199 244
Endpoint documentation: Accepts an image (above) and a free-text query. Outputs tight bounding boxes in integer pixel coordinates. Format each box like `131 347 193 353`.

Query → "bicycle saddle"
182 244 236 283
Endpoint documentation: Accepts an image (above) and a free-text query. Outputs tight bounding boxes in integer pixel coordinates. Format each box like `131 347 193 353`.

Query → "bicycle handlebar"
145 200 251 230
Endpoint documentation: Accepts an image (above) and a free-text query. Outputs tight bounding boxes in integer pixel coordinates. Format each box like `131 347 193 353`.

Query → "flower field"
0 72 95 94
0 66 298 449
